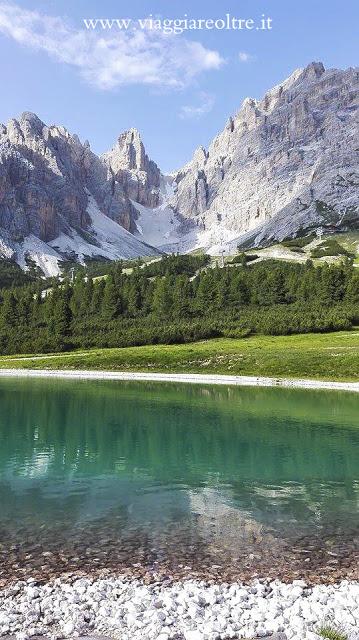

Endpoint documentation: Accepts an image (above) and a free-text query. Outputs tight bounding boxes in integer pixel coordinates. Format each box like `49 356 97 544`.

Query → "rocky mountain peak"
169 62 358 252
301 61 326 81
193 146 208 164
0 61 357 273
241 97 257 110
0 113 81 155
103 127 148 173
0 113 161 274
101 128 161 208
19 111 45 134
255 62 326 116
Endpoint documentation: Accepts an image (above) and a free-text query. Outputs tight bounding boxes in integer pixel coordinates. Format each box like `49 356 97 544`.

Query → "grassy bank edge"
0 331 358 386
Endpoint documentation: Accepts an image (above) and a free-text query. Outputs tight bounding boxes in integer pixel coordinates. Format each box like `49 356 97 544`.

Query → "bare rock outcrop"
101 128 161 208
169 62 359 250
0 62 357 272
0 115 161 273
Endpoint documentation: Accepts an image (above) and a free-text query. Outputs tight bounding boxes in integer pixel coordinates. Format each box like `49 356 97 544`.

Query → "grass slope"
0 331 358 382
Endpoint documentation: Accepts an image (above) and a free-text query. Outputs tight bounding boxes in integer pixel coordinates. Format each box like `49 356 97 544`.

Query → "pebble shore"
0 368 358 393
0 577 358 640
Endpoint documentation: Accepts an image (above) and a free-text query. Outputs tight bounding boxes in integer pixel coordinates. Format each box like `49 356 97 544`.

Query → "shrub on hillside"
311 239 354 259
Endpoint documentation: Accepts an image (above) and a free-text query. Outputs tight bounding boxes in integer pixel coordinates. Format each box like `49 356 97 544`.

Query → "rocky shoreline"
0 369 358 393
0 516 358 590
0 576 358 640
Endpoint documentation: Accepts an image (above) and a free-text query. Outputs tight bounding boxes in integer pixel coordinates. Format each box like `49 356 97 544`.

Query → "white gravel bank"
0 578 358 640
0 368 358 393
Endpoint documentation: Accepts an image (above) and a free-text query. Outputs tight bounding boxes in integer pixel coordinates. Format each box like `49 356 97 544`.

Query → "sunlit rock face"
170 62 359 249
0 62 357 273
101 128 161 209
0 114 161 274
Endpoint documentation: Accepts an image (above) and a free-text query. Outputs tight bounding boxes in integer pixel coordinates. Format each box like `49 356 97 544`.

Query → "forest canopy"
0 255 358 355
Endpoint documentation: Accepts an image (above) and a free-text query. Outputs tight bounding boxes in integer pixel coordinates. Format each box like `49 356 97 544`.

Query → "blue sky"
0 0 357 172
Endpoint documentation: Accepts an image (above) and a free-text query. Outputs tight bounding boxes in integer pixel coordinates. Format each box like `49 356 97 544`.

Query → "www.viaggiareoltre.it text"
83 15 273 34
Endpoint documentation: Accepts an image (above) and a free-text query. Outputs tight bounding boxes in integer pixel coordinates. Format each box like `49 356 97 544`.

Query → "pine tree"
52 284 73 337
194 270 216 313
102 277 121 321
267 269 287 304
151 276 173 318
239 252 248 267
0 290 17 327
172 275 192 318
16 290 33 325
126 277 142 317
345 274 359 304
91 280 105 316
111 261 124 287
79 277 94 318
30 286 43 327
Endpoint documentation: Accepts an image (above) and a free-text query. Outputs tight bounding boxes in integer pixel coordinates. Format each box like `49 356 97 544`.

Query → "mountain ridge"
0 113 163 275
164 61 358 254
0 61 358 275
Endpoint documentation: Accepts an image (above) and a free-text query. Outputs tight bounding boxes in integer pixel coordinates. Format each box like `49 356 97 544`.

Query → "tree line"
0 255 358 354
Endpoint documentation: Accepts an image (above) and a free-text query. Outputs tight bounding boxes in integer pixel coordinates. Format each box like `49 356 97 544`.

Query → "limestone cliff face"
0 113 146 239
101 128 161 209
170 62 359 249
0 114 160 273
0 113 90 242
0 61 357 273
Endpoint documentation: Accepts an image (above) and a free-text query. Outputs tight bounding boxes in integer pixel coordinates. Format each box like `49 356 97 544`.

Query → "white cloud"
238 51 253 63
179 92 215 119
0 3 224 90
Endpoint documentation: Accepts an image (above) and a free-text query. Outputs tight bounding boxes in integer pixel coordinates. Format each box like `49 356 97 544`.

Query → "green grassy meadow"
0 330 358 382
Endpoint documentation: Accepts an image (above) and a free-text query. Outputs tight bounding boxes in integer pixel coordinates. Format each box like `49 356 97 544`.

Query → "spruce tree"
345 274 359 304
79 277 94 318
126 278 142 317
102 277 121 321
0 290 17 327
53 284 73 338
151 276 173 318
172 275 192 318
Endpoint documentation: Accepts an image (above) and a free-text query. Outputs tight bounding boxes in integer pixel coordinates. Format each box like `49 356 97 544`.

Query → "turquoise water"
0 378 358 580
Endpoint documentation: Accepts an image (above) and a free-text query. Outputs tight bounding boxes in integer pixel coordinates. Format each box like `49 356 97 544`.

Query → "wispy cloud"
238 51 253 63
0 2 224 90
179 92 215 119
